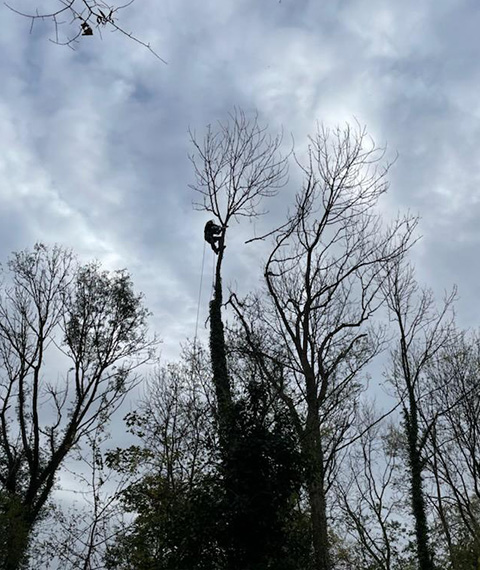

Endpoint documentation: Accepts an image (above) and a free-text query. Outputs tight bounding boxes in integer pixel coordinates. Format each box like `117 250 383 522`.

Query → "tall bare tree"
189 108 288 448
231 123 416 570
383 260 456 570
189 109 288 569
0 244 155 570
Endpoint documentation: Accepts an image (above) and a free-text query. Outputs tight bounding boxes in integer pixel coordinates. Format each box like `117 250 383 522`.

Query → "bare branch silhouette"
6 0 166 62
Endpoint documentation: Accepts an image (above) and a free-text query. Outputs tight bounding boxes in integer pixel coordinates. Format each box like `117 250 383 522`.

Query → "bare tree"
333 409 411 570
189 108 288 446
30 425 133 570
230 123 416 570
0 244 155 570
425 331 480 568
383 260 456 570
189 109 289 570
6 0 165 61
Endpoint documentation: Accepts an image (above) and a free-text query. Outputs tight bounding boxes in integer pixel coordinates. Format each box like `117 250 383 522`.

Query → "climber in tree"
204 220 223 254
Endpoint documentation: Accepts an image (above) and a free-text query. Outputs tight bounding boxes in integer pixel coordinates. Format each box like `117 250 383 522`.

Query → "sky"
1 2 480 561
1 0 479 369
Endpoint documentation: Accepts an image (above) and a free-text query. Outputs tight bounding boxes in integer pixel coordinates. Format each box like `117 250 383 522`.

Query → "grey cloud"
1 0 479 354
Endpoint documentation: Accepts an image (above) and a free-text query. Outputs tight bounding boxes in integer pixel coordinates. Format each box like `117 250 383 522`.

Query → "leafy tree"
105 348 310 570
0 244 155 569
105 472 225 570
105 355 225 570
220 371 309 570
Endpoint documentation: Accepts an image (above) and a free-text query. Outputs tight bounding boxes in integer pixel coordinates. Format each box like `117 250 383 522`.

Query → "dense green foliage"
104 369 311 570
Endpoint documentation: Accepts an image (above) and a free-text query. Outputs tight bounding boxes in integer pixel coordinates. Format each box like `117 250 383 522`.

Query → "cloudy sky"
1 0 479 366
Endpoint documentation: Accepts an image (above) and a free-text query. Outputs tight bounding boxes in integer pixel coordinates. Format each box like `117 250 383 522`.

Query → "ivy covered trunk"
405 393 435 570
305 445 331 570
207 230 243 570
304 378 332 570
208 229 234 449
1 496 35 570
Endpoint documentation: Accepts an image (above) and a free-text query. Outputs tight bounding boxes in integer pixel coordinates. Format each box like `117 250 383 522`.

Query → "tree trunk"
304 404 332 570
1 498 35 570
208 230 233 447
405 400 434 570
207 230 238 570
307 471 331 570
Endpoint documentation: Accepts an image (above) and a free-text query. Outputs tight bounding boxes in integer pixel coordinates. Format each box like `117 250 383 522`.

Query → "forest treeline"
0 112 479 570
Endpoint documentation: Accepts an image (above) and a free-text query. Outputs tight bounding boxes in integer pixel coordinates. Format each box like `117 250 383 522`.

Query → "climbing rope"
194 240 207 347
211 246 216 299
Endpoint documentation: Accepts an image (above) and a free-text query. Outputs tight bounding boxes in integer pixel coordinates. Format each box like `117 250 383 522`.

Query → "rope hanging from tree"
194 239 207 348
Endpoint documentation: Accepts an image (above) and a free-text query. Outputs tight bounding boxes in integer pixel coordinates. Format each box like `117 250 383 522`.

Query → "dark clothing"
204 221 223 254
